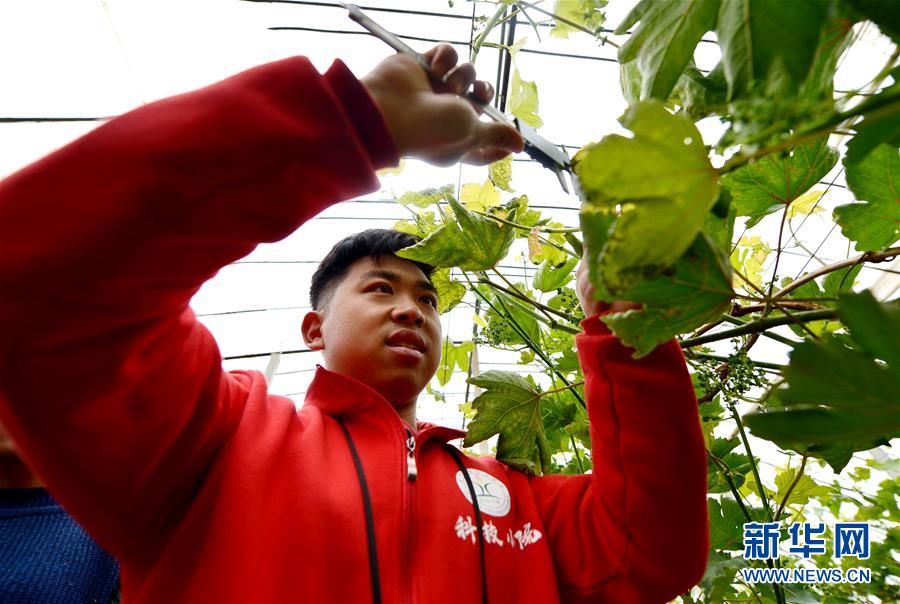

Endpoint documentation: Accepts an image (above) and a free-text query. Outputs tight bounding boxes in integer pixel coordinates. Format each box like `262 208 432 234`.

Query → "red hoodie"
0 57 708 603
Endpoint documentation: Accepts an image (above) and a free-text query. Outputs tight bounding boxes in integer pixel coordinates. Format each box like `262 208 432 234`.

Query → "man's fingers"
475 121 525 155
425 44 459 80
472 80 495 105
444 63 476 97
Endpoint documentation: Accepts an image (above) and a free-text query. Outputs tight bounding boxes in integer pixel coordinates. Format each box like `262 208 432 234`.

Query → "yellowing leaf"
398 184 454 208
435 340 474 386
460 179 501 212
489 156 514 192
509 69 543 128
575 100 719 295
730 235 771 289
431 268 466 314
550 0 607 39
787 189 825 219
397 197 515 271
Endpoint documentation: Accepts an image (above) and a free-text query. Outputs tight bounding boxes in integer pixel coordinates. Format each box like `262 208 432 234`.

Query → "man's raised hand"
361 44 524 166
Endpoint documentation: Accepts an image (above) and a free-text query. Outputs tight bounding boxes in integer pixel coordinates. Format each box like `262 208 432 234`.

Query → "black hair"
310 229 435 310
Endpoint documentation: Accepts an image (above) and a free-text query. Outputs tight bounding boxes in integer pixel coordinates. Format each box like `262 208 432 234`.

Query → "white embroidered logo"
454 469 511 517
453 515 542 550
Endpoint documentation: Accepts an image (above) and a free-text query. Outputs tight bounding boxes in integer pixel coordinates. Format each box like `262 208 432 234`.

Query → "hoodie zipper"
403 428 418 603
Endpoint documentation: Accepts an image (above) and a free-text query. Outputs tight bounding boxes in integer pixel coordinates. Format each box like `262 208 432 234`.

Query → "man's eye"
421 295 438 308
373 284 392 294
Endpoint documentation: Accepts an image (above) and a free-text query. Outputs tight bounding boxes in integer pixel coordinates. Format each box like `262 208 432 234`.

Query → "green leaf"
393 210 439 238
844 0 900 42
550 0 607 39
672 62 728 120
699 551 747 603
722 140 838 227
835 143 900 252
708 497 750 551
745 292 900 470
844 81 900 165
616 0 720 101
601 234 734 357
509 69 543 128
533 258 578 292
460 179 500 212
488 156 514 192
717 0 829 101
432 268 466 314
397 197 515 271
397 184 454 208
464 371 551 475
774 466 829 509
575 101 719 294
435 340 474 386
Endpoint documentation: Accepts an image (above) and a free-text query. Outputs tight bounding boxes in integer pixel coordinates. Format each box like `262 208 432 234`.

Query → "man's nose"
392 299 425 326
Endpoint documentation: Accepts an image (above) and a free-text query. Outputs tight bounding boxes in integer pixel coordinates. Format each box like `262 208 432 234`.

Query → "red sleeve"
529 315 709 603
0 57 397 557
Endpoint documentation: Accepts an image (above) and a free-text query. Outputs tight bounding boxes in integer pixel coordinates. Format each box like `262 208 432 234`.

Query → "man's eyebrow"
358 269 438 295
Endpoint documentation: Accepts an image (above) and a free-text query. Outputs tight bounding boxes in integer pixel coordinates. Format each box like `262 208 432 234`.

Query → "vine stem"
476 210 580 234
686 352 785 371
772 246 900 300
718 88 900 174
775 456 808 523
492 268 557 324
707 451 755 522
516 1 620 48
478 277 580 324
569 435 585 473
471 2 507 63
462 271 586 409
680 309 837 348
728 402 788 604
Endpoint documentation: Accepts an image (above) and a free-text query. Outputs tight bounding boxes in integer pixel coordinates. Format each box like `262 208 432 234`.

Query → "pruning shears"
342 3 581 197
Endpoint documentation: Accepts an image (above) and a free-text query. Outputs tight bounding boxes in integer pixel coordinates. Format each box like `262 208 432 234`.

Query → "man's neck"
396 400 417 431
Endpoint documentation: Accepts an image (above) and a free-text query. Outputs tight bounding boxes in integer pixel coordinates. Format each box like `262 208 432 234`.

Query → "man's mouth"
386 330 427 356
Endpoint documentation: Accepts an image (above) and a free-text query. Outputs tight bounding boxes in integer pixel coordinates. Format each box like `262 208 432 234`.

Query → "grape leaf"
844 80 900 165
460 179 500 212
672 62 728 120
533 258 578 292
435 339 474 386
700 552 747 603
550 0 607 39
717 0 828 101
616 0 720 101
431 268 465 314
708 497 749 551
834 143 900 252
745 291 900 471
488 156 514 192
397 184 454 208
575 100 719 294
722 140 838 227
397 197 515 271
774 466 829 509
509 69 543 128
464 371 551 475
601 234 734 358
844 0 900 42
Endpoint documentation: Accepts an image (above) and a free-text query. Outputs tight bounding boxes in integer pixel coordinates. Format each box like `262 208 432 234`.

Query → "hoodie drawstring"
339 421 488 604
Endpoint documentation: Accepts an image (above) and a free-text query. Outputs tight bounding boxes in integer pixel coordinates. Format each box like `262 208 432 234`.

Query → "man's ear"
301 311 325 350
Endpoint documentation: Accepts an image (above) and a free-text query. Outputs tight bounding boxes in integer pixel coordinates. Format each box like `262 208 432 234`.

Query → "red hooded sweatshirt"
0 57 708 603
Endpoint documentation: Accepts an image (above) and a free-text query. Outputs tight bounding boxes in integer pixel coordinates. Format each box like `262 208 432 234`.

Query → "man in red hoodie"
0 45 708 603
